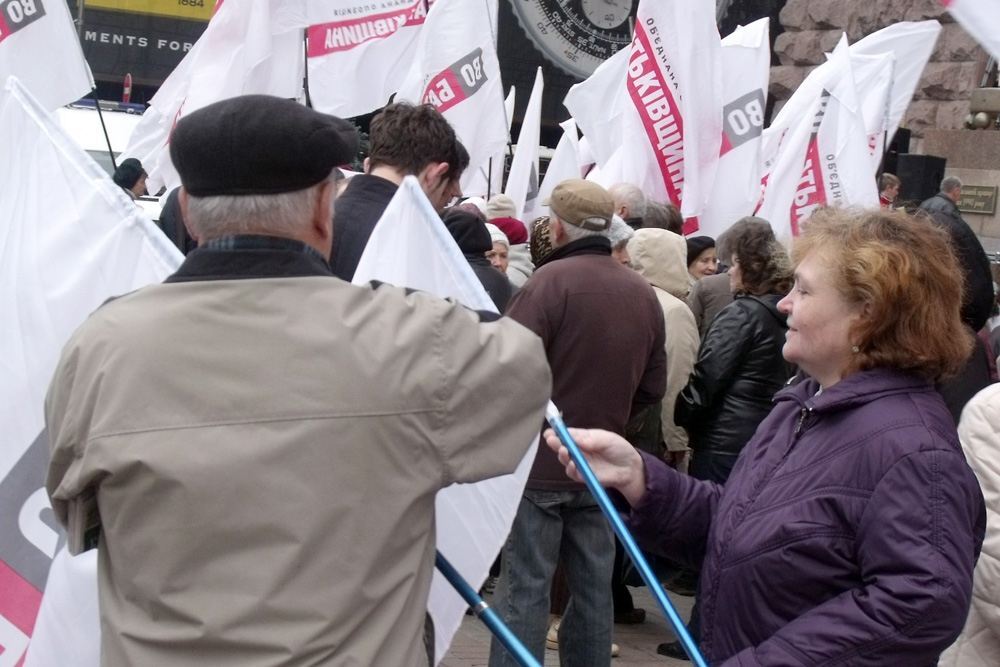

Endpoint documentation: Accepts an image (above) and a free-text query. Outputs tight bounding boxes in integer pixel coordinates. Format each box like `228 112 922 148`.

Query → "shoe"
482 576 497 595
611 642 620 658
614 607 646 624
663 570 698 597
657 641 691 661
545 617 560 650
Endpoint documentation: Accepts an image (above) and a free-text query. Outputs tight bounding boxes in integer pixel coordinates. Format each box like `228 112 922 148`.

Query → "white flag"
700 18 770 238
756 37 878 240
941 0 1000 61
851 51 895 171
305 0 429 117
352 177 538 663
536 118 582 209
462 85 514 198
618 0 723 229
396 0 508 188
763 20 941 186
0 0 92 110
0 76 182 667
563 45 630 170
123 0 304 193
504 67 543 222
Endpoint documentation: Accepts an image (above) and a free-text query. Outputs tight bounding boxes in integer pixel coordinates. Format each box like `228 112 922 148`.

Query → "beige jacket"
627 229 699 453
939 383 1000 667
45 277 551 667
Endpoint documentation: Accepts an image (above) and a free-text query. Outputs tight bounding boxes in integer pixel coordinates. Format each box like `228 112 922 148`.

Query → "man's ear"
178 188 201 244
418 161 450 189
312 180 336 243
362 156 371 173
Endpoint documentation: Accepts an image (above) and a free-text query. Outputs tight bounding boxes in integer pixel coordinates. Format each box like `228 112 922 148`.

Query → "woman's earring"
851 345 860 354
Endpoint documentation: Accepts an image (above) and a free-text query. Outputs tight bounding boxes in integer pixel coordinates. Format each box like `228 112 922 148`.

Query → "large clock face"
510 0 636 79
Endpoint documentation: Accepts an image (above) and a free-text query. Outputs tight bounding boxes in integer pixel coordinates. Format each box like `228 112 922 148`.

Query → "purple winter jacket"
627 368 986 665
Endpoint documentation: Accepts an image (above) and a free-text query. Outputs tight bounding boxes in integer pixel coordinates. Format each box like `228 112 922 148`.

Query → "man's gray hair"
605 215 635 249
186 171 339 241
608 182 647 218
941 176 963 194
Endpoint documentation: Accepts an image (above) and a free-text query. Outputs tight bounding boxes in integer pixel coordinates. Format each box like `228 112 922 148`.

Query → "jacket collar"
538 235 612 268
775 367 932 413
165 234 333 283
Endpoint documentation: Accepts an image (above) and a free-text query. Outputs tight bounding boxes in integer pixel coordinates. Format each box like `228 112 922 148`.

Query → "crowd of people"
43 96 1000 666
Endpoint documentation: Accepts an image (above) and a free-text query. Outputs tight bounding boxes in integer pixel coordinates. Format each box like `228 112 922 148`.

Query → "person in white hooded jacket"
627 228 700 468
939 382 1000 667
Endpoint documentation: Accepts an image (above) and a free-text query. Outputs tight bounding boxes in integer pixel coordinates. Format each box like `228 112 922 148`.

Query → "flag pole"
544 402 709 667
434 551 541 667
302 28 313 108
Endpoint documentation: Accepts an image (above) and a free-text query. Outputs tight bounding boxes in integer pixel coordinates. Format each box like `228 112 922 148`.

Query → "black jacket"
329 174 397 282
675 294 794 456
443 209 514 312
919 193 994 331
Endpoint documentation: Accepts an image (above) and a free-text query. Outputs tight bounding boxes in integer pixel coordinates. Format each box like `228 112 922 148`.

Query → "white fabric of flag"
941 0 1000 61
851 52 895 171
122 0 304 193
616 0 723 231
0 76 182 667
504 67 543 222
0 0 93 110
699 18 770 238
564 45 630 170
762 21 941 189
463 85 514 198
396 0 508 193
756 37 878 240
352 177 539 663
536 118 582 210
304 0 429 117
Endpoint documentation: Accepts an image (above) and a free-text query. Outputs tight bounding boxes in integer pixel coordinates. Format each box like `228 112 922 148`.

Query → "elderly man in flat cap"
44 95 551 667
488 180 666 667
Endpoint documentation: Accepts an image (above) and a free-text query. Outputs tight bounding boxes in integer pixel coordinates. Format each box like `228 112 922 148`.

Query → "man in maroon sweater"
488 180 666 667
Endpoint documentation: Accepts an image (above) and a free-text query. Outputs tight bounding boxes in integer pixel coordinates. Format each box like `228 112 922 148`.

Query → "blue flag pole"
435 551 542 667
545 402 709 667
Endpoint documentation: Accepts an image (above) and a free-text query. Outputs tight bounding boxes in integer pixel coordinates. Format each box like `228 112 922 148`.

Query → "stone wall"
771 0 989 148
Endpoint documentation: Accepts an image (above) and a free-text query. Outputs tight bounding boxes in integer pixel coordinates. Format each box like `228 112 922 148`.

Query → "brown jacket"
45 263 551 665
507 237 666 491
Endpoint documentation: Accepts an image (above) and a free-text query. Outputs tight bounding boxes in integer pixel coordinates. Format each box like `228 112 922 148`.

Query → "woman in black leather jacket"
676 217 795 484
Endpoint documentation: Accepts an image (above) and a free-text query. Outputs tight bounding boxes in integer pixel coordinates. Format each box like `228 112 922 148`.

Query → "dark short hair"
113 158 146 190
792 208 973 382
368 103 467 182
643 201 684 235
728 217 792 296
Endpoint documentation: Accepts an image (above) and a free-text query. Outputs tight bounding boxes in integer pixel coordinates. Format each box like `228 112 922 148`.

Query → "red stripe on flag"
626 25 686 208
0 13 11 43
0 560 42 637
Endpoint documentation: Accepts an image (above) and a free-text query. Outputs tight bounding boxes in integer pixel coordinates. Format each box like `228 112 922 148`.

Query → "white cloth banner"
0 76 182 667
504 67 543 222
352 177 538 663
618 0 723 230
563 45 630 170
762 20 941 188
756 37 878 240
699 18 770 238
123 0 304 193
536 118 582 210
941 0 1000 61
0 0 93 110
305 0 429 117
851 51 895 170
396 0 507 190
462 85 514 198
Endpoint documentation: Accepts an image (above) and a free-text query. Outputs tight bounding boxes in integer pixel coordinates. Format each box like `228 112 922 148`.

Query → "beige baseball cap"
546 179 614 231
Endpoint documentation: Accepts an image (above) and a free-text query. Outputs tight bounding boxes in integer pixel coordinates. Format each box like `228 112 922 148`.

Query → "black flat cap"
170 95 359 197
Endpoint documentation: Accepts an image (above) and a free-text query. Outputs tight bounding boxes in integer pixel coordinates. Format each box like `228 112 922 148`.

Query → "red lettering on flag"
422 69 468 113
0 13 10 42
789 137 827 236
626 25 685 209
308 0 427 57
0 559 42 665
